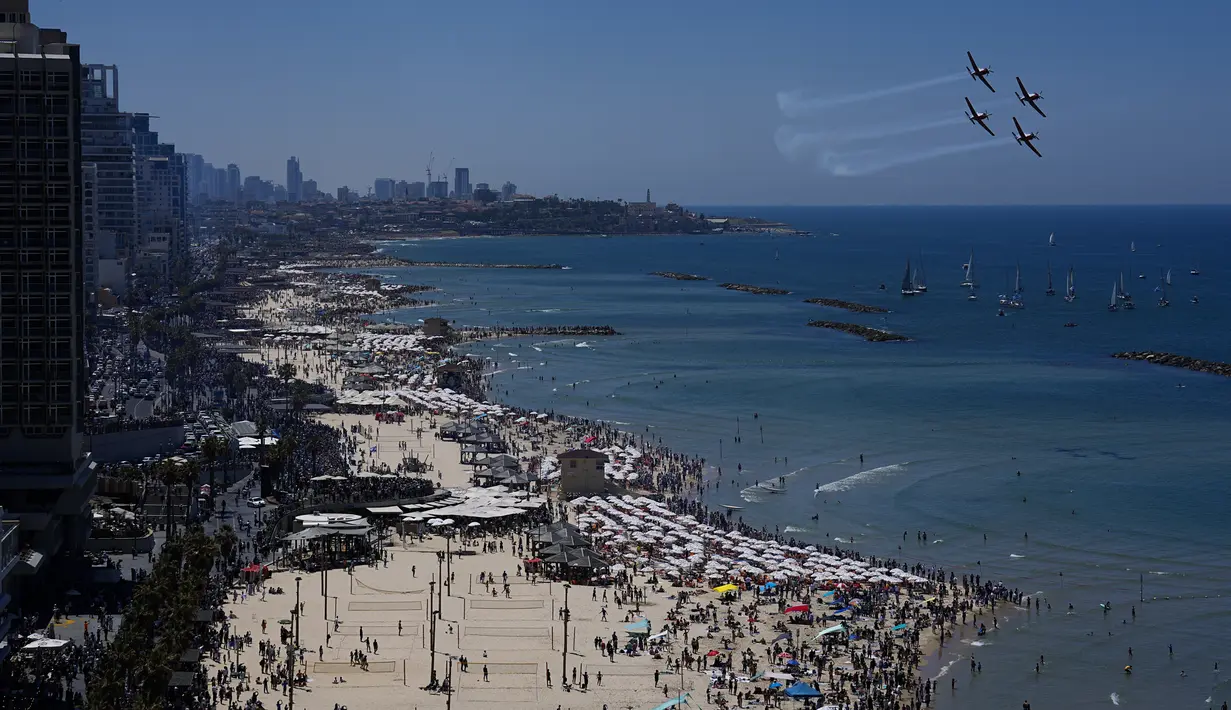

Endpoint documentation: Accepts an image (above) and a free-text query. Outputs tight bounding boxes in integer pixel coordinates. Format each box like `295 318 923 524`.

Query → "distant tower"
646 189 651 203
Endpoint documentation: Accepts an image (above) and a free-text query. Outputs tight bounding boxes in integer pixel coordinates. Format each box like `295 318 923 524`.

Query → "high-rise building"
394 180 409 199
80 63 135 279
373 178 394 201
407 181 426 199
183 152 205 203
130 114 185 284
0 5 98 585
226 163 240 203
454 167 470 200
337 186 350 203
286 156 301 203
134 156 181 283
501 181 517 201
427 180 448 199
301 179 317 200
82 163 97 306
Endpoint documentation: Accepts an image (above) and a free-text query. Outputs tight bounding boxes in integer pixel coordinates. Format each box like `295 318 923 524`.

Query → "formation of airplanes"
965 52 1046 157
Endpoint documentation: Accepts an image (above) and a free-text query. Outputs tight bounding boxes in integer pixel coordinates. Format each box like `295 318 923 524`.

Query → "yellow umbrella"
713 584 738 594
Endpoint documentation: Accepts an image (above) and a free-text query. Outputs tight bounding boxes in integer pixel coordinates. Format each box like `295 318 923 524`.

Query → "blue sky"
43 0 1231 205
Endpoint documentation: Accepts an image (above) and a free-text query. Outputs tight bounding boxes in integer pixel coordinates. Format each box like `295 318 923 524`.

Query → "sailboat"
967 284 977 301
1064 267 1076 302
1045 262 1056 296
999 264 1024 309
960 250 977 288
1119 273 1136 309
774 249 780 261
1107 281 1119 312
900 259 917 296
915 257 928 293
1157 275 1170 307
1130 241 1136 253
1165 268 1172 286
1048 232 1056 247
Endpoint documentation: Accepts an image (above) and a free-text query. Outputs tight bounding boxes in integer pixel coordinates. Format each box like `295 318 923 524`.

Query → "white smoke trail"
775 115 970 159
820 138 1009 177
778 73 967 118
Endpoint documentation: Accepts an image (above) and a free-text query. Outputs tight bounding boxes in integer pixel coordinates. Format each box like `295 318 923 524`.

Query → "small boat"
1192 295 1200 304
1063 322 1078 328
1130 241 1136 253
1117 272 1130 301
915 257 927 293
1048 232 1055 247
1064 266 1077 302
997 308 1006 317
1157 271 1170 307
1107 281 1119 312
774 250 780 261
1045 261 1056 296
901 259 917 296
720 504 744 511
967 285 977 301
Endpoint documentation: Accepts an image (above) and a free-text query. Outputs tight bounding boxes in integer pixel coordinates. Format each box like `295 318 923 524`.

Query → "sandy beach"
202 285 1025 710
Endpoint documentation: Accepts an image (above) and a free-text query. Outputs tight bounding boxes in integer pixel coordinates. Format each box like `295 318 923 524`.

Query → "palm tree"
200 435 222 493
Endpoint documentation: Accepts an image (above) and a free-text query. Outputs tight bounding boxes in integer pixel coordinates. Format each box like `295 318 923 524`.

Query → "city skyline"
34 0 1231 205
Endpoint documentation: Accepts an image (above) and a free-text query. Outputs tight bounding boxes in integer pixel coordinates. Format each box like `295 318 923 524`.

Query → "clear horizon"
43 0 1231 205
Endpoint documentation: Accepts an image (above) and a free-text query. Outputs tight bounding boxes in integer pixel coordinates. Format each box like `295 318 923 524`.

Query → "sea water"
371 205 1231 709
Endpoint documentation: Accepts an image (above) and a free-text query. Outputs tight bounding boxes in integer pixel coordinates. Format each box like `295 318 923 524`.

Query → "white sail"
1048 232 1055 247
1165 268 1172 286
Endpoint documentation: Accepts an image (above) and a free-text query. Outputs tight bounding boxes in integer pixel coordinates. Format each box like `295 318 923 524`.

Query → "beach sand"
204 287 1001 710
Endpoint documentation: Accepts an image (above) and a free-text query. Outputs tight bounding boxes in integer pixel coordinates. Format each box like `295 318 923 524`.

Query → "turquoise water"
372 206 1231 709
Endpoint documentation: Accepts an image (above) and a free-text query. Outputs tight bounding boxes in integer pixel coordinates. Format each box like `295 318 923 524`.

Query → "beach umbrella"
712 584 738 594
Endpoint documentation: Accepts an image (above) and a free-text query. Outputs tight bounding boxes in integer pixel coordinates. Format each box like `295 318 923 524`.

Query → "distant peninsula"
651 271 709 281
719 283 792 296
1112 351 1231 377
804 297 889 314
808 320 910 342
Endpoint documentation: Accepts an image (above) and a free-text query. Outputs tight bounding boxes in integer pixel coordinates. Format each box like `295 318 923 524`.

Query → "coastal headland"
651 271 709 281
804 297 890 314
719 282 792 295
808 320 910 342
1113 351 1231 377
402 260 564 269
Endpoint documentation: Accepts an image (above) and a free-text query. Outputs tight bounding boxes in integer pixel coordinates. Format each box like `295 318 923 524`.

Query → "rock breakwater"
1112 351 1231 377
463 325 620 339
651 271 709 281
719 283 791 296
803 297 889 314
807 320 910 342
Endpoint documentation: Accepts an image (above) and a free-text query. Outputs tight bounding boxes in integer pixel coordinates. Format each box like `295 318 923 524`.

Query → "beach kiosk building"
558 449 610 497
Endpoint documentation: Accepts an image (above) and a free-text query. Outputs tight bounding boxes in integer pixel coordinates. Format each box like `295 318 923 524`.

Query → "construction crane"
425 152 434 185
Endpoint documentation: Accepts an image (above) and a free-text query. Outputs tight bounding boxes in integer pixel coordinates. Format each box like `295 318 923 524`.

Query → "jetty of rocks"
807 320 910 342
651 271 709 281
463 325 620 339
403 260 563 269
803 297 889 314
1112 351 1231 377
718 283 791 296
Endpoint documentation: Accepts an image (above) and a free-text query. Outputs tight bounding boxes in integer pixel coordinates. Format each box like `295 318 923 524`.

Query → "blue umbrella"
785 681 822 698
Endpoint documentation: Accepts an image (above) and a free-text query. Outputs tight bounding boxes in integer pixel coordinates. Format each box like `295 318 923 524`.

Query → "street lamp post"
429 579 437 684
436 551 445 611
288 575 302 710
445 535 451 592
561 583 571 683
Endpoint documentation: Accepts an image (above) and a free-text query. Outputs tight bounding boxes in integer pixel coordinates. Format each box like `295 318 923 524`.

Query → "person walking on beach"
483 664 489 682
